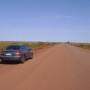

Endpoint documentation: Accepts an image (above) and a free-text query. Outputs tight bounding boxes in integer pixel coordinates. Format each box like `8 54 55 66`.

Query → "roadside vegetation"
70 43 90 50
0 41 56 51
76 44 90 50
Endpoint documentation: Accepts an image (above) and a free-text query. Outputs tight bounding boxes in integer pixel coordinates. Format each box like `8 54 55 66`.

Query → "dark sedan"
0 45 33 63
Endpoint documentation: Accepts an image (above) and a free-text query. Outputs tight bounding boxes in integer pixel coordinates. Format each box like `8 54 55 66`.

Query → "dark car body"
0 45 33 63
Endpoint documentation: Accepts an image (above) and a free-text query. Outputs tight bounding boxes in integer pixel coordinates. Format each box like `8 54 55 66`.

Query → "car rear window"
6 46 20 50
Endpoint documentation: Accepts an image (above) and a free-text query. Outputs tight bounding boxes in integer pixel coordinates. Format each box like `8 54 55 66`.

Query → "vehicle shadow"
0 60 20 65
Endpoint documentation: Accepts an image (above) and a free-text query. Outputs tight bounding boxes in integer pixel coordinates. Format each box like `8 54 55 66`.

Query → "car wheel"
30 53 33 59
20 56 25 63
0 59 3 63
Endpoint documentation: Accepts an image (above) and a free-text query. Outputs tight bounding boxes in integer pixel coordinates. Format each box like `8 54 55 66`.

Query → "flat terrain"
0 44 90 90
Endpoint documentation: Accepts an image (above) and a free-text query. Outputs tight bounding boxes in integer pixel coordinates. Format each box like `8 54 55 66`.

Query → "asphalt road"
0 44 90 90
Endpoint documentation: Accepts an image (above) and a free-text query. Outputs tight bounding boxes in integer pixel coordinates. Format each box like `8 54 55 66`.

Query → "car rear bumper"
0 56 22 61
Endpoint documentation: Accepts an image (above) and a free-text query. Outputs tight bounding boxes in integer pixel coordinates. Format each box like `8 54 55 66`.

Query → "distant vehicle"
0 45 33 63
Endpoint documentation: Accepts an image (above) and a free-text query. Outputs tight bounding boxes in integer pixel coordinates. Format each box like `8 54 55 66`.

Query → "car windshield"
6 46 20 50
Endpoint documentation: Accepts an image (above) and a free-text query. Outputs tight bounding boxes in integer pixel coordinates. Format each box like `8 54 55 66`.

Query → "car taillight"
16 50 21 56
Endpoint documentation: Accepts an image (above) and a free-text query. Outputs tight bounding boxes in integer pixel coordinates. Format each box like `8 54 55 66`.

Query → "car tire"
20 56 25 63
0 59 3 63
30 53 33 59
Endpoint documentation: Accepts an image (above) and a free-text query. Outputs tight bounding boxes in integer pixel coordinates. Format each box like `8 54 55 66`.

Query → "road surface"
0 44 90 90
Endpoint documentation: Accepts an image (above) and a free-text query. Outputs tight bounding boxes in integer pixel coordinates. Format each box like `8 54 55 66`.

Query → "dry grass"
70 43 90 50
77 44 90 49
0 41 56 51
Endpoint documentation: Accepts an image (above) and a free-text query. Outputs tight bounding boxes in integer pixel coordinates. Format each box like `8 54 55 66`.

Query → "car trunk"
2 50 20 56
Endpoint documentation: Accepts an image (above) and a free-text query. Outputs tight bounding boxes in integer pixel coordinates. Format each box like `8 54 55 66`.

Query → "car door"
20 46 29 58
23 46 32 59
27 47 33 58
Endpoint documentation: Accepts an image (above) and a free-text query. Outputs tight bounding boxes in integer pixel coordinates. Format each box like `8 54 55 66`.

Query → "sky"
0 0 90 42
